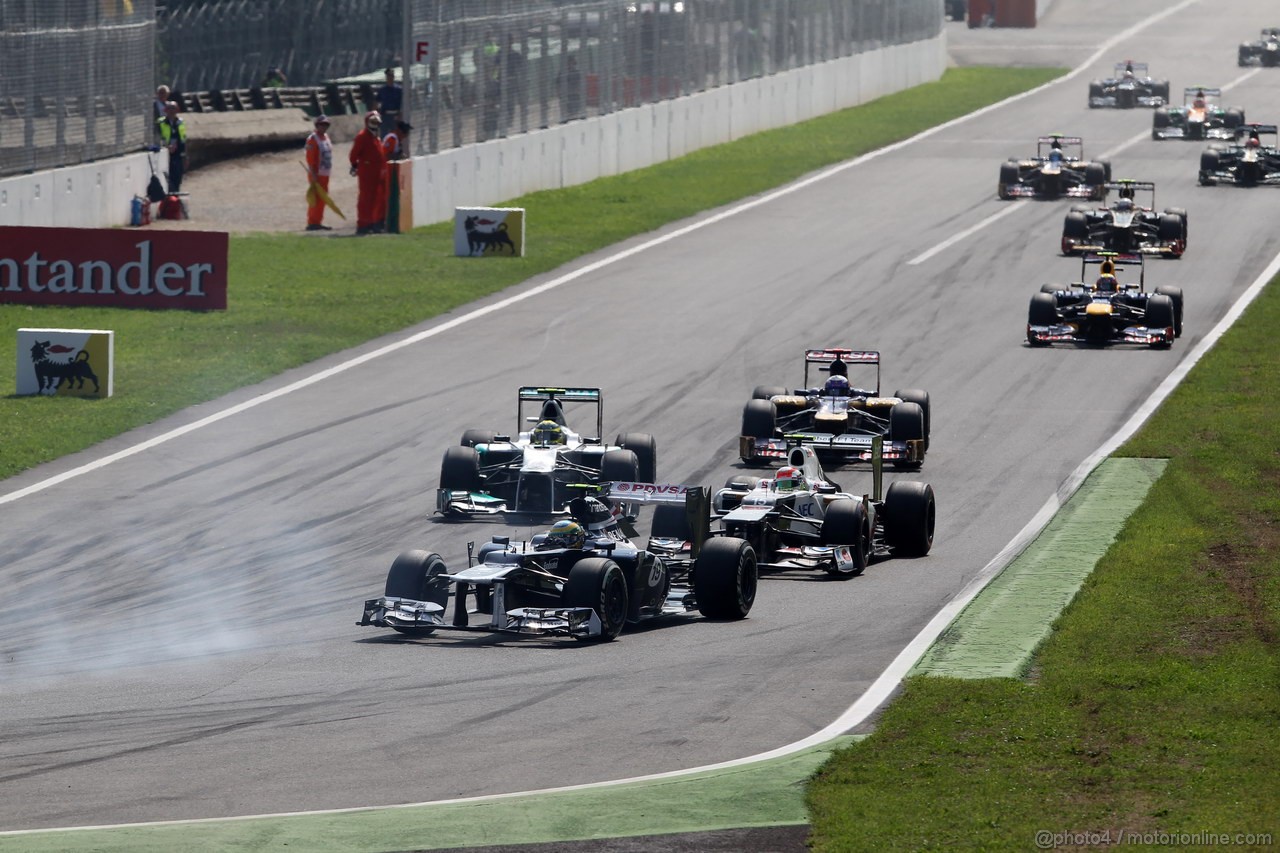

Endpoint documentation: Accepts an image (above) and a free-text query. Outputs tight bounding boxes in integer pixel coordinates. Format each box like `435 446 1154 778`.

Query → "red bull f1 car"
1087 61 1169 108
1198 124 1280 187
998 135 1111 201
1153 87 1244 141
360 487 756 642
1027 253 1183 348
1238 28 1280 67
739 348 928 469
1061 180 1187 258
437 386 657 518
648 442 935 579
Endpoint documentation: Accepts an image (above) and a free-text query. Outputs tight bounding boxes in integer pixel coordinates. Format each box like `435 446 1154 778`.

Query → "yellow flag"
301 163 346 219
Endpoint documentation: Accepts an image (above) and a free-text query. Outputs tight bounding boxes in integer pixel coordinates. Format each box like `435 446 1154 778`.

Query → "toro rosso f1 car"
740 348 928 469
1087 61 1169 108
1199 124 1280 187
1153 87 1244 141
1238 28 1280 67
1027 253 1183 348
998 135 1111 201
438 386 657 519
649 441 934 579
1061 180 1187 258
360 487 756 642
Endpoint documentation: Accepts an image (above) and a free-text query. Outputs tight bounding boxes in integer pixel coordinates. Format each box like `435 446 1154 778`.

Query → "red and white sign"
0 226 229 310
415 40 431 63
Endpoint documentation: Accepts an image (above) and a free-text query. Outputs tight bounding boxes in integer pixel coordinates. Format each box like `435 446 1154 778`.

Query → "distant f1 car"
998 135 1111 201
1238 28 1280 67
1152 87 1245 141
1087 61 1169 108
1027 253 1183 348
740 348 928 469
437 386 657 518
649 441 935 578
1061 180 1187 258
1198 124 1280 187
360 487 756 642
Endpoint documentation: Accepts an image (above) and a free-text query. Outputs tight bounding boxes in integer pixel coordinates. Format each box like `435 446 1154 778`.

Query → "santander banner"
0 226 228 310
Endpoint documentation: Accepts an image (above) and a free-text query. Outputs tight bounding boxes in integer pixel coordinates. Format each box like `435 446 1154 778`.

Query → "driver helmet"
1095 274 1119 292
1192 90 1207 108
823 374 851 397
1114 198 1135 212
774 465 806 492
531 419 565 445
538 519 586 550
1247 136 1261 149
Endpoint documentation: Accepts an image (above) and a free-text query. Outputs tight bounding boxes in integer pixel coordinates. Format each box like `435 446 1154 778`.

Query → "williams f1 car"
648 441 934 579
1087 61 1169 108
998 135 1111 201
1238 28 1280 67
437 386 657 519
1198 124 1280 187
1027 253 1183 348
1061 181 1187 258
740 348 928 469
1152 87 1244 141
360 487 756 641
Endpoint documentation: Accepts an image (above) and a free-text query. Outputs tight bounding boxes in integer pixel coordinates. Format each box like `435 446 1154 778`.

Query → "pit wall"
0 33 944 230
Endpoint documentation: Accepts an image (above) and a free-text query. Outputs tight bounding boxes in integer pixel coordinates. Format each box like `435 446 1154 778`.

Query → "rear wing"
1106 179 1156 205
1082 252 1144 288
1114 61 1149 75
517 386 603 436
1235 123 1278 141
1183 86 1221 98
802 348 880 392
1037 135 1084 159
601 482 710 557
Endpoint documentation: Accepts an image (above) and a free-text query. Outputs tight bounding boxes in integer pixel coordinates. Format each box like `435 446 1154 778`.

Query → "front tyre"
562 558 629 641
819 498 871 577
384 550 450 634
440 446 482 492
693 537 757 619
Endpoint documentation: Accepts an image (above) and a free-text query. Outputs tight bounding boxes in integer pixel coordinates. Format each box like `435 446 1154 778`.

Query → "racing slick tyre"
1062 211 1089 254
1040 283 1062 294
1199 150 1219 185
651 502 693 541
716 475 762 512
460 429 495 448
1154 81 1170 103
1239 45 1250 67
692 537 757 620
892 389 931 452
887 402 925 469
615 433 657 483
818 498 871 576
1027 292 1059 346
1157 214 1186 256
1155 286 1184 337
1097 159 1113 181
1225 108 1245 129
752 385 787 400
741 399 778 439
1152 111 1170 133
997 161 1019 199
1144 295 1177 349
562 558 629 641
883 481 936 557
601 449 640 484
1087 81 1103 106
384 550 450 634
440 446 482 492
1084 163 1107 197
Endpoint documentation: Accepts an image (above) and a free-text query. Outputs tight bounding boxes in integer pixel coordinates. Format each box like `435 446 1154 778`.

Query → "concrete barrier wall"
0 152 161 229
413 35 946 226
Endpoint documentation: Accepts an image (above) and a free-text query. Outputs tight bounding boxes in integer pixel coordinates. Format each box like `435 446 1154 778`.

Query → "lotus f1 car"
1153 87 1244 141
361 488 756 642
1087 61 1169 108
1198 124 1280 187
998 135 1111 201
1027 253 1183 348
437 386 657 519
1238 28 1280 67
1061 181 1187 258
740 348 928 469
649 441 934 578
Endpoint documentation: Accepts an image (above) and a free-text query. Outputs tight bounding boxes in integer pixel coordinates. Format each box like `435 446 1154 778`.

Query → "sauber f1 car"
1027 253 1183 348
1061 180 1187 258
1199 124 1280 187
1087 61 1169 108
740 348 928 469
998 135 1111 201
438 386 657 519
1238 28 1280 67
1153 87 1244 141
649 441 934 579
360 488 756 642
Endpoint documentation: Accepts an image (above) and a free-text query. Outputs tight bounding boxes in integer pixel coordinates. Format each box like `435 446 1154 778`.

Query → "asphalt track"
3 0 1279 841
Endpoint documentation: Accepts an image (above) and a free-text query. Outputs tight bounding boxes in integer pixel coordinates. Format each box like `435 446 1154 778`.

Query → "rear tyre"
1224 108 1244 128
818 498 871 576
1154 286 1184 337
460 429 495 448
693 537 757 619
752 385 787 400
742 399 777 439
440 446 481 492
384 550 450 634
562 558 628 641
601 449 640 483
615 433 657 483
883 481 936 557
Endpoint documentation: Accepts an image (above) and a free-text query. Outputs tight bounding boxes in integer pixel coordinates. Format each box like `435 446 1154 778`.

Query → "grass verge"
805 273 1280 849
0 66 1061 482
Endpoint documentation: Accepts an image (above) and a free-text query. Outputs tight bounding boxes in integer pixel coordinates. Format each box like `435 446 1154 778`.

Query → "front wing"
1026 321 1174 346
1089 94 1165 108
1004 182 1103 200
360 595 606 638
